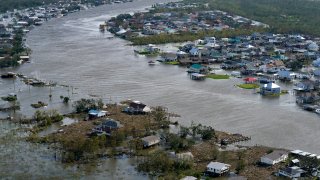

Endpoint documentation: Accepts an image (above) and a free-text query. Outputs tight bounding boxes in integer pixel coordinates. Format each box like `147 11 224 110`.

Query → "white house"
260 150 288 165
141 135 160 148
88 110 108 119
260 82 281 96
206 162 230 175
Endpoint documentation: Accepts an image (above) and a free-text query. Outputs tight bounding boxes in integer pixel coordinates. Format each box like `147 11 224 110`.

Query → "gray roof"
262 150 288 161
207 161 230 170
141 135 160 143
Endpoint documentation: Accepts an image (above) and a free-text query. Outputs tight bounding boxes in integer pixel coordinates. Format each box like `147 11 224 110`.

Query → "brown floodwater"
0 0 320 178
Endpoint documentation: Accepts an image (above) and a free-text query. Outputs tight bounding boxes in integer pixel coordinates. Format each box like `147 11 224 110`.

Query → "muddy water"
0 0 320 178
18 0 320 153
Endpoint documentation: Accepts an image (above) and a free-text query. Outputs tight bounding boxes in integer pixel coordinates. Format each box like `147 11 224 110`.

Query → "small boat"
315 109 320 114
1 72 16 79
148 60 156 65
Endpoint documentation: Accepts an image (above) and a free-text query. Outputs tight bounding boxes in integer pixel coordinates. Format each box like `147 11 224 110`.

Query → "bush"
73 98 104 113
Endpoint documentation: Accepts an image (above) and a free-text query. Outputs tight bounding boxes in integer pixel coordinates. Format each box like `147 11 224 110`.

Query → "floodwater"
0 0 320 177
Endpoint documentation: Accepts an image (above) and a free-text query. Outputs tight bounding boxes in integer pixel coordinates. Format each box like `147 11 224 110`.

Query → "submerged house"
260 82 281 96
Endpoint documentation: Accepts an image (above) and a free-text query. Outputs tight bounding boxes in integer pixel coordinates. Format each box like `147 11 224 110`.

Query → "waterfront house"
161 52 177 62
141 135 160 148
278 166 305 178
190 73 206 80
187 64 208 74
92 118 123 136
189 47 200 56
206 161 230 176
243 77 257 84
260 82 281 96
293 81 315 92
260 150 288 165
123 100 151 114
278 70 294 81
88 109 108 119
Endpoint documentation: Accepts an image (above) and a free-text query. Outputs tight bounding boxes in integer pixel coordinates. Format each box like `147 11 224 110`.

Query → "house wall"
260 157 275 165
261 154 288 165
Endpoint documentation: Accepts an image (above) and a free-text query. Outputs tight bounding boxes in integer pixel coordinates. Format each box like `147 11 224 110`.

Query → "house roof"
262 150 288 161
263 82 280 89
190 64 203 69
141 135 160 143
101 119 122 128
207 162 230 170
180 176 197 180
243 77 257 82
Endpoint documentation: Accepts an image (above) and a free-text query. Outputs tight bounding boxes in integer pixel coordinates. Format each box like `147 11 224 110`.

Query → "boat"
1 72 16 79
148 60 156 65
315 109 320 114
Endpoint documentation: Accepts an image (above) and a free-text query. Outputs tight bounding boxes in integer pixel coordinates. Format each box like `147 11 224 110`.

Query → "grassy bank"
206 74 229 79
237 84 260 89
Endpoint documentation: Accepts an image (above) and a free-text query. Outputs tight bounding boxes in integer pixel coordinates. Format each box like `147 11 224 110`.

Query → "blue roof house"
312 58 320 67
187 64 207 74
189 47 200 56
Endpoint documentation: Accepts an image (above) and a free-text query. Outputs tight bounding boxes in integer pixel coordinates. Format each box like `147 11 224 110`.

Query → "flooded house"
260 82 281 96
187 64 208 74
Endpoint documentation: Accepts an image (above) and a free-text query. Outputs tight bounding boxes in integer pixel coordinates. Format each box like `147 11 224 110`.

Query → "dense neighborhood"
106 4 320 115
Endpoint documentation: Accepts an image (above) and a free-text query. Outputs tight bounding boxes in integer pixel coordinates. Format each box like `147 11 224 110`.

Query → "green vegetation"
33 109 63 128
206 74 229 79
188 0 320 36
137 150 193 176
164 61 180 65
0 30 26 68
130 27 267 45
31 101 47 108
237 84 260 89
1 95 17 101
0 0 55 13
73 98 104 113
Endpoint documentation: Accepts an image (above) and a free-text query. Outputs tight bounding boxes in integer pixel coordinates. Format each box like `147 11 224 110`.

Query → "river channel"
0 0 320 178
